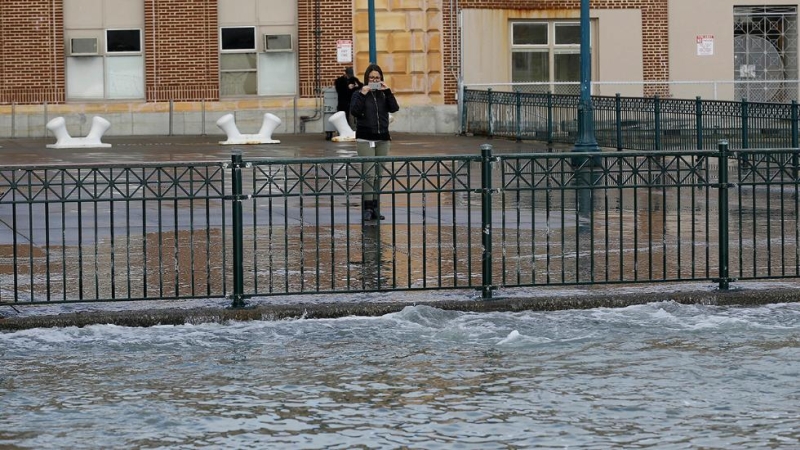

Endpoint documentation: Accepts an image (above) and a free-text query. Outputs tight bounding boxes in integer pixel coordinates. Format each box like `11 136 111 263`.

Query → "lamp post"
368 0 377 64
572 0 599 216
572 0 600 153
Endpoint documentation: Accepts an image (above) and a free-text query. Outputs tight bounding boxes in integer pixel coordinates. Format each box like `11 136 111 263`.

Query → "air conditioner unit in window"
69 38 99 56
263 34 292 52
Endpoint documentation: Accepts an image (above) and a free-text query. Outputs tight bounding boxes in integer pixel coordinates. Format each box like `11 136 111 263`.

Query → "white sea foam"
496 329 521 345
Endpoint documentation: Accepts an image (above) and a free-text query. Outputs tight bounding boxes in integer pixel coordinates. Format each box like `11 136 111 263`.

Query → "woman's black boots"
362 200 385 222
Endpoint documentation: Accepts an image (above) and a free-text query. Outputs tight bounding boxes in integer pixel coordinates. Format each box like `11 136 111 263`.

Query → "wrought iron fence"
462 89 800 152
466 80 800 102
1 143 798 307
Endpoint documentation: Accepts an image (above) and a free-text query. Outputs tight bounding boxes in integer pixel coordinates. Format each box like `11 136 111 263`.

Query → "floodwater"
2 301 799 449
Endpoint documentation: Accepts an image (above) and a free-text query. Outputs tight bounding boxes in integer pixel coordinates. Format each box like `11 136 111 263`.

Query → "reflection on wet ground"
0 133 556 165
0 136 569 303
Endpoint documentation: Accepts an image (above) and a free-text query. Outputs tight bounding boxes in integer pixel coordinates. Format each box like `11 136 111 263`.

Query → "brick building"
0 0 798 136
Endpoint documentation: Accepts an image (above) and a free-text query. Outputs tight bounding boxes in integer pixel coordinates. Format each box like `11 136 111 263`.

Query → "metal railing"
464 80 800 102
1 143 798 307
0 97 305 138
462 89 800 151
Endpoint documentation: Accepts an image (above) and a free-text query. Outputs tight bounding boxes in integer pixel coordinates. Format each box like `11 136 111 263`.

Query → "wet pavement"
0 132 560 166
1 132 799 329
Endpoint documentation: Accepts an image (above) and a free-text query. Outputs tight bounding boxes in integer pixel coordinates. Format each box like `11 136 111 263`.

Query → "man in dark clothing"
335 67 362 127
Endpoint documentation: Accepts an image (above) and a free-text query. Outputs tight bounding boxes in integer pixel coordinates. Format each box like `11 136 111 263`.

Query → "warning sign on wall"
337 40 353 64
696 35 714 56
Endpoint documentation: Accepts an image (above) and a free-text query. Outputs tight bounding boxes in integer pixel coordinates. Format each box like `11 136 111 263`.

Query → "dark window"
107 29 141 53
221 27 256 51
555 24 581 45
513 23 547 46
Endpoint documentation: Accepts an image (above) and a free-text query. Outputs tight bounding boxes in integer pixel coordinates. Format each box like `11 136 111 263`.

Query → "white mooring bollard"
328 111 356 142
46 116 112 149
217 113 281 145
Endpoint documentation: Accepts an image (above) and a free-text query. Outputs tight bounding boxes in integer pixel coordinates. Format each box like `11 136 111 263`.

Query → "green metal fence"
1 143 798 307
462 89 800 151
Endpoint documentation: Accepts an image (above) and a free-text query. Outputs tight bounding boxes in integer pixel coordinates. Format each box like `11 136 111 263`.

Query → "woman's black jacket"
349 88 400 141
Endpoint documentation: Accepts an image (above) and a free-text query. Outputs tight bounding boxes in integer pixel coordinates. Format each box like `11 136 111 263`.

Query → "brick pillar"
144 0 219 102
298 0 355 98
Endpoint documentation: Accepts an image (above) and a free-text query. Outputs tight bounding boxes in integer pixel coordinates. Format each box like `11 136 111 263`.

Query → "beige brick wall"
353 0 443 106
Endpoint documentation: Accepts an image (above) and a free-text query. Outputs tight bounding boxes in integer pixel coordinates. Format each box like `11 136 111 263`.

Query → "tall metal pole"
368 0 377 64
230 150 245 308
572 0 600 153
480 144 494 300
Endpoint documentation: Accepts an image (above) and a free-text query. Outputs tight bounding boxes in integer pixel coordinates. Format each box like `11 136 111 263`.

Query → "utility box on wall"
323 87 338 140
263 34 292 51
69 37 99 56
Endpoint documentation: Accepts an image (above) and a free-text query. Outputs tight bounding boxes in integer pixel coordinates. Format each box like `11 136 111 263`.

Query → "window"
107 29 141 53
66 28 144 100
511 21 583 95
222 27 256 51
105 29 144 99
733 6 798 102
220 27 297 97
258 51 297 95
220 27 257 96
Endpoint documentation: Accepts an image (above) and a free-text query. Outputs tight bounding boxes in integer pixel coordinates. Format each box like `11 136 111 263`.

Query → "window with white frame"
105 29 144 99
66 29 144 100
511 21 582 95
220 27 258 96
220 26 297 96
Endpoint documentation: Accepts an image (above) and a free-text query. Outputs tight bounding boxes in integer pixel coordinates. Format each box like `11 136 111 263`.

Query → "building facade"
0 0 798 137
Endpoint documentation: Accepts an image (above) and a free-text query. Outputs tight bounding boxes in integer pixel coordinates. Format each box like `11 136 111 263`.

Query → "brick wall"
0 0 669 107
144 0 219 101
443 0 670 104
298 0 355 98
0 0 64 104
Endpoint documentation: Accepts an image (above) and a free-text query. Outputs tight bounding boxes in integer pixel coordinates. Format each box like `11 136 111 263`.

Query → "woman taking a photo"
350 63 400 222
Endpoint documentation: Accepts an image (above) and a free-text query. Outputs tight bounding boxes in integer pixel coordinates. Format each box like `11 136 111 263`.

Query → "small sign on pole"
337 40 353 63
696 35 714 56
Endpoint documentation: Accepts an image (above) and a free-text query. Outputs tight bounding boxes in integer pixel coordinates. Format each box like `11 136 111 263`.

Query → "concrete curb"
2 287 798 331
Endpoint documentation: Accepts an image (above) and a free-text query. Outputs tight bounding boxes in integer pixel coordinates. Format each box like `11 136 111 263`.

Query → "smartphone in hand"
368 82 382 90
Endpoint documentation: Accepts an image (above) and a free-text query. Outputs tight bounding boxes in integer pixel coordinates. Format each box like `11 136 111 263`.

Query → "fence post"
487 88 494 138
461 85 468 135
742 99 749 150
547 91 553 144
696 96 703 151
169 99 174 136
230 150 246 308
615 93 622 150
717 140 731 290
792 100 799 179
515 89 522 141
654 95 661 150
481 144 494 300
43 101 48 138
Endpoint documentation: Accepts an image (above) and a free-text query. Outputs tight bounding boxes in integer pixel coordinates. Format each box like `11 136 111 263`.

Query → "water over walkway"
1 133 799 329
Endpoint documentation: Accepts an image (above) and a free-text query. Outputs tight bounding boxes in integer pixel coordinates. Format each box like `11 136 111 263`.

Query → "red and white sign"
696 35 714 56
337 40 353 63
